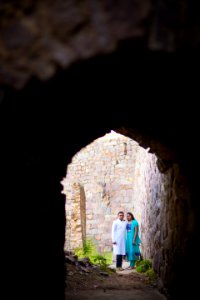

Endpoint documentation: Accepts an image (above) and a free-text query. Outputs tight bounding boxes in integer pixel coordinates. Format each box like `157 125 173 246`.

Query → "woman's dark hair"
127 212 135 220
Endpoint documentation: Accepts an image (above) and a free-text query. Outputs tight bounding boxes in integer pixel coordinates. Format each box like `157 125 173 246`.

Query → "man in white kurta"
112 211 127 270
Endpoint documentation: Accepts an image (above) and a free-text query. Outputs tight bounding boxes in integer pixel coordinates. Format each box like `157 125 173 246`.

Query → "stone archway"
61 130 172 266
1 1 199 297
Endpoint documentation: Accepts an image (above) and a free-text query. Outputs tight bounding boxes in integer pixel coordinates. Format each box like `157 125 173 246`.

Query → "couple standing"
112 211 141 271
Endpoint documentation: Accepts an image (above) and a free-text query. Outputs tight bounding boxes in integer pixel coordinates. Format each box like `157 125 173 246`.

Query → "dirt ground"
65 262 167 300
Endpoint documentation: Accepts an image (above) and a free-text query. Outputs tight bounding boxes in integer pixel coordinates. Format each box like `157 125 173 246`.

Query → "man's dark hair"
118 211 124 215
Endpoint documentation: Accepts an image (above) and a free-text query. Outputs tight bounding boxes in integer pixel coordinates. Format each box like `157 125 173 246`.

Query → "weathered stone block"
95 235 101 241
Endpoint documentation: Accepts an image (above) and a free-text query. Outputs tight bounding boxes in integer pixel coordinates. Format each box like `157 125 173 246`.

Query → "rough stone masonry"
61 131 170 262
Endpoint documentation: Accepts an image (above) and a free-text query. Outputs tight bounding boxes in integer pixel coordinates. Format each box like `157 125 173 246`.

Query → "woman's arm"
133 226 138 244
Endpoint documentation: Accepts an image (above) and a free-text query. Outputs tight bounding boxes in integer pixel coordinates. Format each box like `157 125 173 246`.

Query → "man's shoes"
116 267 124 271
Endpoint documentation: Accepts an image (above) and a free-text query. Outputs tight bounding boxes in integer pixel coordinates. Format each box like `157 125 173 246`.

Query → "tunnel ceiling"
0 0 199 184
0 0 200 89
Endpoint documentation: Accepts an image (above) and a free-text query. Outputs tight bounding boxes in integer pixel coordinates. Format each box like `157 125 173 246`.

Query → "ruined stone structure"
1 1 199 299
62 132 167 258
61 131 193 291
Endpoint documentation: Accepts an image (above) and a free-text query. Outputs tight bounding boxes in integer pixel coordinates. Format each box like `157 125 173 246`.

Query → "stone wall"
69 183 85 249
130 146 170 260
155 165 192 292
61 131 193 292
61 132 168 255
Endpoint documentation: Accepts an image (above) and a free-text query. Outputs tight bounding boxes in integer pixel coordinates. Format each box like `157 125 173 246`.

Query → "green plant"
74 239 112 272
135 259 157 283
145 268 157 281
135 259 152 273
93 254 108 271
74 238 98 260
101 251 112 265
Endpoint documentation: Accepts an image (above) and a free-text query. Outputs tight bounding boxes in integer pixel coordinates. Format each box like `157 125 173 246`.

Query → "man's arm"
112 221 117 244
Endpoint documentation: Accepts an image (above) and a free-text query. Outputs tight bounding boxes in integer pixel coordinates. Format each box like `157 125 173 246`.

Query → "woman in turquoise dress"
125 212 141 269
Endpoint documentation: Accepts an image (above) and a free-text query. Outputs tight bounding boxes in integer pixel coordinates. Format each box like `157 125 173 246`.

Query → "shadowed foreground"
65 261 166 300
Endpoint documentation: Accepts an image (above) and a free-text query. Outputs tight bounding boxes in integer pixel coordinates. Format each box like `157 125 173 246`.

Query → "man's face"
118 213 124 221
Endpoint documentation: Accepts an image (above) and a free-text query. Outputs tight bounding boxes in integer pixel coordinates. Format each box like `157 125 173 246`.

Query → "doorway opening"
61 130 169 263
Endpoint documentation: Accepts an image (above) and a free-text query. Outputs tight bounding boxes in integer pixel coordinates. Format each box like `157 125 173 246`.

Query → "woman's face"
127 214 132 221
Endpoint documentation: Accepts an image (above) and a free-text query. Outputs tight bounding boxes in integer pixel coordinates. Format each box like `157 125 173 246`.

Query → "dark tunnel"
1 1 200 300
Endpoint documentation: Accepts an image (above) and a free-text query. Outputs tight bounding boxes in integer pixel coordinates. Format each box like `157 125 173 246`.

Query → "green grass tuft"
74 238 113 272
